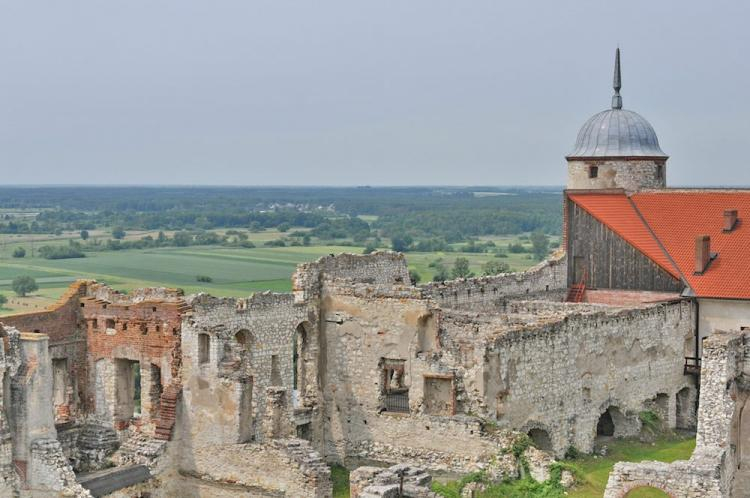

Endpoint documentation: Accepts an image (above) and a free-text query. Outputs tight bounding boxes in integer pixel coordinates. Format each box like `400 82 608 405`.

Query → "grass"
0 231 545 315
428 436 695 498
331 465 350 498
566 436 695 498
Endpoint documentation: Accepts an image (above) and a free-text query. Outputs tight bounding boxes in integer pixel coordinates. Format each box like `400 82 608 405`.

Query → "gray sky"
1 1 748 186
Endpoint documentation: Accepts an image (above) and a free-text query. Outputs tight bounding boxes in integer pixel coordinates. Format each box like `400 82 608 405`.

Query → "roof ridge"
626 195 690 289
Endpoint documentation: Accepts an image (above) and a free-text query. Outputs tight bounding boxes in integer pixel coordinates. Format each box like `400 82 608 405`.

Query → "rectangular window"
198 334 210 364
588 166 599 178
381 359 409 413
656 164 664 179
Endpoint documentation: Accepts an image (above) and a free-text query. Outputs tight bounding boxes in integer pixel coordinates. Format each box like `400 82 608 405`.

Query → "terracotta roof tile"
569 190 750 300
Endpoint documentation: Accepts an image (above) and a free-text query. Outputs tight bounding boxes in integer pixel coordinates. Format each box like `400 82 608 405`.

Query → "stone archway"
528 428 553 452
617 482 677 498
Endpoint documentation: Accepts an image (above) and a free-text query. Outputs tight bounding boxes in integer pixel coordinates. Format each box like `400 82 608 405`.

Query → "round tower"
566 49 668 192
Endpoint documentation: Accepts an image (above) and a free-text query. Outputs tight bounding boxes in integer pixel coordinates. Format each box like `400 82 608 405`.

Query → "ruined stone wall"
420 251 567 310
82 292 185 431
0 326 20 496
179 292 313 449
318 288 518 475
168 439 331 498
603 330 746 498
293 251 411 302
2 281 89 422
442 300 696 456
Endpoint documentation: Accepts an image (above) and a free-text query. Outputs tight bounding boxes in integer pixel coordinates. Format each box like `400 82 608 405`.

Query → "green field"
0 232 546 315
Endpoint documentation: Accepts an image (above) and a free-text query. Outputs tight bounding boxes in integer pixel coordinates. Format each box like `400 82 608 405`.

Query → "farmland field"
0 234 547 315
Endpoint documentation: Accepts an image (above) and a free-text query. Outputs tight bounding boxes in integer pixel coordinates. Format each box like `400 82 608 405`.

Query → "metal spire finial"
612 47 622 109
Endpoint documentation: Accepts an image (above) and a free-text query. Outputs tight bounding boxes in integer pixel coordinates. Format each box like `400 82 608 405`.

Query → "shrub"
264 239 286 247
196 275 213 283
12 247 26 258
112 226 126 239
38 245 85 259
0 294 7 307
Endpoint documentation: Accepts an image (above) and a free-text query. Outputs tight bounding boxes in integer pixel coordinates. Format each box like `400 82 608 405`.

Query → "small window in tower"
656 164 664 180
589 166 599 179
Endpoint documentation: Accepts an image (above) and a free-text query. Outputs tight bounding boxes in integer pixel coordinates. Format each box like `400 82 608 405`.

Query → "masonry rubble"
0 250 706 496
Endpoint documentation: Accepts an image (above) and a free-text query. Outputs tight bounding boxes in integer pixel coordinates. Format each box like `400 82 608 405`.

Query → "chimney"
723 210 738 232
694 235 711 274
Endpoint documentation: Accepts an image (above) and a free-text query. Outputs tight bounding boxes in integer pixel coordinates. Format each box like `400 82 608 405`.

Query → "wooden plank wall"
566 200 683 292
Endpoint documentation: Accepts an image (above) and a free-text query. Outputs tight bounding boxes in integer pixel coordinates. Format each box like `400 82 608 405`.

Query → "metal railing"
684 356 702 375
384 390 410 413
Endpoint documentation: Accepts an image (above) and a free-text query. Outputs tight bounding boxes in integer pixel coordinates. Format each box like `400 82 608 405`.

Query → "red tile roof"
567 193 680 278
569 190 750 300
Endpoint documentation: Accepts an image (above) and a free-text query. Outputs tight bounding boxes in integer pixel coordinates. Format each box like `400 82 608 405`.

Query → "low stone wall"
350 464 439 498
421 251 566 310
172 439 331 498
603 330 746 498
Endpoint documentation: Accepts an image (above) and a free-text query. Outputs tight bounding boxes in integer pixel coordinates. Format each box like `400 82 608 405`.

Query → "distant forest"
0 186 562 241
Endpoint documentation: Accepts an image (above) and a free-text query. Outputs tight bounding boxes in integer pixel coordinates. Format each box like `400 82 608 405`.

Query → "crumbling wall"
180 292 313 449
318 286 518 475
442 300 695 456
421 251 567 310
350 464 439 498
604 330 745 498
2 281 89 423
169 439 331 498
293 251 411 303
82 291 185 434
0 326 20 495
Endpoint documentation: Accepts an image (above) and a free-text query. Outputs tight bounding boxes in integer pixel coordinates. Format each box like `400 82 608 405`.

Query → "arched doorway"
623 486 671 497
597 409 615 437
527 428 553 452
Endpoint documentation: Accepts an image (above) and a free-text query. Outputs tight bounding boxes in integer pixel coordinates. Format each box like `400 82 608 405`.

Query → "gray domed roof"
567 48 667 160
567 108 667 159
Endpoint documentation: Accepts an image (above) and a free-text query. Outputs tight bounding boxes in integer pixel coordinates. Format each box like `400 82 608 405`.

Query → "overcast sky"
1 1 748 186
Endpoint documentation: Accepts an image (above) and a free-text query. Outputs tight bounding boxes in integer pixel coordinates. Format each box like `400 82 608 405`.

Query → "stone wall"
293 251 411 303
603 330 746 498
442 300 696 456
420 251 567 310
179 292 313 448
567 158 667 191
170 439 331 498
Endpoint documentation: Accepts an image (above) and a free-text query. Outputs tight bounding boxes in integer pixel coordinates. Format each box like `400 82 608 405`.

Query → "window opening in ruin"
198 333 210 364
271 355 282 386
381 359 409 413
235 330 248 346
589 166 599 178
297 422 312 441
106 318 116 329
92 318 98 329
149 364 162 420
527 428 553 452
122 322 128 331
140 324 148 335
293 323 308 392
597 409 615 437
114 359 141 422
238 378 253 443
155 325 161 333
423 375 454 416
52 358 69 421
656 164 664 180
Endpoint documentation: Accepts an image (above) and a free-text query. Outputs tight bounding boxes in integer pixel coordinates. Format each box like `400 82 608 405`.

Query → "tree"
302 234 311 246
482 260 510 276
12 276 38 297
391 234 413 253
431 261 449 282
277 222 291 233
451 257 474 279
0 294 7 308
409 270 421 285
80 229 89 240
173 231 192 247
531 230 550 260
112 226 126 239
12 247 26 258
363 242 376 255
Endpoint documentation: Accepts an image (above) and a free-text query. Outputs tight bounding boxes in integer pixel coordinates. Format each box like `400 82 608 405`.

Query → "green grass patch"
566 436 695 498
331 465 350 498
